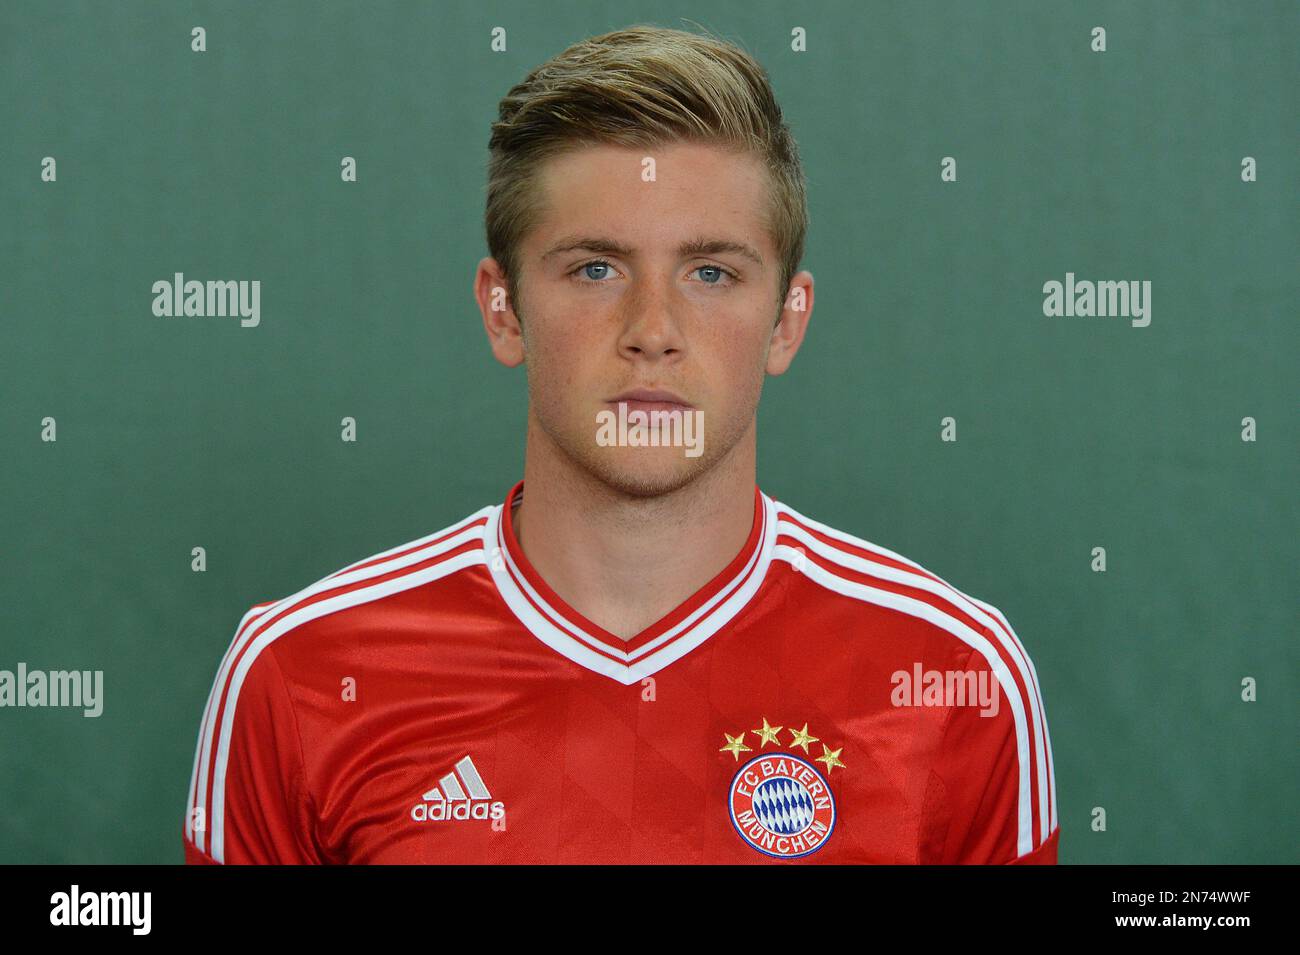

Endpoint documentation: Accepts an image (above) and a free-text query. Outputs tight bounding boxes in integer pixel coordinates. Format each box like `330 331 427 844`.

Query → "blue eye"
582 261 613 282
569 260 737 287
690 264 738 286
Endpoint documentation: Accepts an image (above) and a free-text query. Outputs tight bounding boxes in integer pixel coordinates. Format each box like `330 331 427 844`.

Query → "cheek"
704 318 769 384
524 305 575 365
524 311 601 404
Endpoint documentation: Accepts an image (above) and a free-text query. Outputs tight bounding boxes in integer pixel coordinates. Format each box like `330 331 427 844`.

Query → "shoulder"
767 493 1058 859
187 502 500 835
226 502 497 668
767 493 1023 660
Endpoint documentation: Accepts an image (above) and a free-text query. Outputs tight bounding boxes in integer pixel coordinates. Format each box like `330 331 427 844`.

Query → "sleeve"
182 621 325 865
918 641 1059 864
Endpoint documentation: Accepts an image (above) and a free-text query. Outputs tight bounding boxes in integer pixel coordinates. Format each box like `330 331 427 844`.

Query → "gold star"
787 723 819 753
719 731 752 761
752 717 783 747
815 744 846 774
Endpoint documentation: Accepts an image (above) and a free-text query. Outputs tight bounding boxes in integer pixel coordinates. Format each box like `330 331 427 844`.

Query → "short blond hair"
485 24 808 312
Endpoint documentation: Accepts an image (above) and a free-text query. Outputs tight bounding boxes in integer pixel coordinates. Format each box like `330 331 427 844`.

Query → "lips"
607 388 693 412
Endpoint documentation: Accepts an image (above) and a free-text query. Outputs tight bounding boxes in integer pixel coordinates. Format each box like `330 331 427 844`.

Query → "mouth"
606 389 694 414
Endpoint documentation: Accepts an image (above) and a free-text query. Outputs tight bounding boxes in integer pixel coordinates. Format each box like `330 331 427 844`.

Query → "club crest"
720 719 844 859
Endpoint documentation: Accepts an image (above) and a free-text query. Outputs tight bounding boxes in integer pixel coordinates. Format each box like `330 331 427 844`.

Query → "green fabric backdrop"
1 0 1295 863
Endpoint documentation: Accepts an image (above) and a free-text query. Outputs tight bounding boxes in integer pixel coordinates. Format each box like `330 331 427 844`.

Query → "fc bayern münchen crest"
728 752 836 859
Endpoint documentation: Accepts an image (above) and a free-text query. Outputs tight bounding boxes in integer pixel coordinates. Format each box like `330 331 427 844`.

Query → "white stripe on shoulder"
771 499 1050 852
190 505 493 858
323 506 495 579
185 600 283 843
967 596 1057 833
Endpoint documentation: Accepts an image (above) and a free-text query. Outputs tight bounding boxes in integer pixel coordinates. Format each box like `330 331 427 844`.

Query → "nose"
617 277 684 362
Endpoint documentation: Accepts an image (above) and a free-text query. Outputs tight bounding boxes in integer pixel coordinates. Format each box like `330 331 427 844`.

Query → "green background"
1 0 1295 863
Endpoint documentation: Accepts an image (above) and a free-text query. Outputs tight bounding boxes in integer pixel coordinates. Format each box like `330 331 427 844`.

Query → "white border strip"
187 506 493 856
774 514 1051 846
208 548 486 862
772 541 1035 856
487 493 777 684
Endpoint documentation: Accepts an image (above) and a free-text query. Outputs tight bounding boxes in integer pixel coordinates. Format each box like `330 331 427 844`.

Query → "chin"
581 446 713 499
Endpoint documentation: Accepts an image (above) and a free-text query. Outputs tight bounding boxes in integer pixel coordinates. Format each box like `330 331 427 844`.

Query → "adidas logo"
410 755 506 823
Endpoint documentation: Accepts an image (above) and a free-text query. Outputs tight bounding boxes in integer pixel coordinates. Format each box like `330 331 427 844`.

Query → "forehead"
525 141 774 257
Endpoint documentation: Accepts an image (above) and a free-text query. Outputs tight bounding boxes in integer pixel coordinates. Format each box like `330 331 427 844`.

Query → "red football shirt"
183 479 1059 864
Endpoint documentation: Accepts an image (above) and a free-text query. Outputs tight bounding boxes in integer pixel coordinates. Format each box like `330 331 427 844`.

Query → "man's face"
480 140 810 498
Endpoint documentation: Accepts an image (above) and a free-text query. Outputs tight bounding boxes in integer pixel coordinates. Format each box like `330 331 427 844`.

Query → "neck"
511 412 758 641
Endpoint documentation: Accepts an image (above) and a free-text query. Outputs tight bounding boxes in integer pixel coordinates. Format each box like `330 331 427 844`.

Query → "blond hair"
485 24 808 313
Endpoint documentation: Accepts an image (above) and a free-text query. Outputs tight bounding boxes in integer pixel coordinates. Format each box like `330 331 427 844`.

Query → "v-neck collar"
485 479 776 685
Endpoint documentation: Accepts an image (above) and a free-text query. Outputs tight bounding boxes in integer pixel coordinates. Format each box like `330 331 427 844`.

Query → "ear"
475 257 525 367
766 270 814 375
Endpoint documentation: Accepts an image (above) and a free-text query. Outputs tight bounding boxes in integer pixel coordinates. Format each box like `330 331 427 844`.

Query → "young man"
184 25 1057 864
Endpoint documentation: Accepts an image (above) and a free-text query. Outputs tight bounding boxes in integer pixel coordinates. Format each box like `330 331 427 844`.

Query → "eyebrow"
540 235 765 267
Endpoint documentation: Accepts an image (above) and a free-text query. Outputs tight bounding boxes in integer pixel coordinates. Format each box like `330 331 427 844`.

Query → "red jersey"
183 479 1059 864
